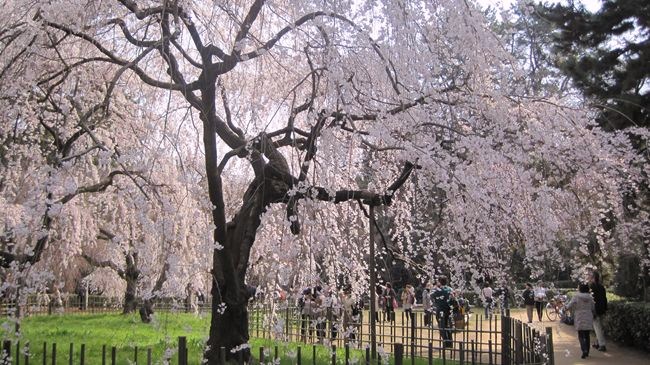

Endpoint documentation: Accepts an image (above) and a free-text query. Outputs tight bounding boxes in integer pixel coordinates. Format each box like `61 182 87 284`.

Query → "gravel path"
509 311 648 365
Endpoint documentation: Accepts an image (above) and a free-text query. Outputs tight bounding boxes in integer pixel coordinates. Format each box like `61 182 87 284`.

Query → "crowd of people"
290 270 611 358
293 276 474 346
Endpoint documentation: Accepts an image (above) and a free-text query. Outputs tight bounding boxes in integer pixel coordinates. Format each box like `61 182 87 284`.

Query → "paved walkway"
511 311 648 365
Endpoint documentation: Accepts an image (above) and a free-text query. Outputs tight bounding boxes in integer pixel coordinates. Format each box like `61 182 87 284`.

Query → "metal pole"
368 205 377 359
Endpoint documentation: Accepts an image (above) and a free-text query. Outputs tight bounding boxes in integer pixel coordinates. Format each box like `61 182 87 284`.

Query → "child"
566 283 595 359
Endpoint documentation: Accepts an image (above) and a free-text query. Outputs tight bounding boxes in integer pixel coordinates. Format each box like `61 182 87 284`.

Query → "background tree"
540 0 649 293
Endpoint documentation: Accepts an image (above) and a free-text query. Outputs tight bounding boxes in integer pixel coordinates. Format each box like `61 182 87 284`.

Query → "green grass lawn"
1 312 457 364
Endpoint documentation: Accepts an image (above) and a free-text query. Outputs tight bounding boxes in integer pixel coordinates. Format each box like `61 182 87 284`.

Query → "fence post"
515 322 523 364
52 343 56 365
101 345 106 365
259 347 265 364
111 347 116 365
365 347 370 365
410 314 416 363
331 345 336 365
428 342 433 365
42 342 47 365
134 346 137 365
345 344 350 365
219 347 226 365
286 305 291 340
15 340 19 365
80 344 85 365
178 337 187 365
500 316 510 365
24 342 30 365
146 348 151 365
394 343 404 365
68 343 73 365
545 327 555 365
297 346 302 365
459 342 464 365
488 339 493 365
2 340 11 364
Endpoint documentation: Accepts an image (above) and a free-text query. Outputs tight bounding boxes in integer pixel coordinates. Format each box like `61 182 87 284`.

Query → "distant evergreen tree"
540 0 649 134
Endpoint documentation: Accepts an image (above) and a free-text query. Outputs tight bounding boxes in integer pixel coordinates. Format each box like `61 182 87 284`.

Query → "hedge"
602 301 650 352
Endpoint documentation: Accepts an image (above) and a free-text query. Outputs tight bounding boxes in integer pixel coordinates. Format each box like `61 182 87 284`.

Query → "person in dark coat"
431 276 454 348
590 271 608 352
522 283 535 323
566 283 595 359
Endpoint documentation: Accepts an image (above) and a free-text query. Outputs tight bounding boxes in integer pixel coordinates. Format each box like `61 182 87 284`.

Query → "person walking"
481 282 494 318
375 285 384 322
432 276 454 348
423 282 434 326
341 287 356 343
533 281 547 321
590 271 608 352
401 284 416 322
384 283 397 322
566 283 596 359
522 283 536 323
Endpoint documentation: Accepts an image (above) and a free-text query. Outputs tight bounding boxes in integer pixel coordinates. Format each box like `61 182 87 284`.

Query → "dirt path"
509 311 648 365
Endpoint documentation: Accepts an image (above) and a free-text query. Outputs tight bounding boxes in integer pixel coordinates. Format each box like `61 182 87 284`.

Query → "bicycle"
545 294 568 321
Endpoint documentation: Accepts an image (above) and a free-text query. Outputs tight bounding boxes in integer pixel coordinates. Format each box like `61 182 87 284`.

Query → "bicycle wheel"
545 303 558 321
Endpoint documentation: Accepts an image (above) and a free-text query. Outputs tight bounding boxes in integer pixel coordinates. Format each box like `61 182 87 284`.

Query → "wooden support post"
297 346 302 365
394 343 404 365
80 344 85 365
178 337 187 365
219 347 226 365
545 327 555 365
2 340 11 364
459 342 464 365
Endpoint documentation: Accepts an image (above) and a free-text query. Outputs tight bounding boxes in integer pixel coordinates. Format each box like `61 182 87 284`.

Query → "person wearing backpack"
432 276 454 348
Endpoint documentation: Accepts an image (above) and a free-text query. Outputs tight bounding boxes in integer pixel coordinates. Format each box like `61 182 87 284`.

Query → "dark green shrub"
603 301 650 352
614 254 650 299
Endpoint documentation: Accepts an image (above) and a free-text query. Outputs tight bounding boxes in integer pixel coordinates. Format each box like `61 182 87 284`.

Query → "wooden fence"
2 297 553 364
249 304 553 365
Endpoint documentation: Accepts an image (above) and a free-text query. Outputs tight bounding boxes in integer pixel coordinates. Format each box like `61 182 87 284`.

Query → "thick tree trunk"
122 253 140 314
122 276 138 314
204 175 282 363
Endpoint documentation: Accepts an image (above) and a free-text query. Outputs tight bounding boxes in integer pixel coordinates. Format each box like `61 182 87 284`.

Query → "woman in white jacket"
566 283 596 359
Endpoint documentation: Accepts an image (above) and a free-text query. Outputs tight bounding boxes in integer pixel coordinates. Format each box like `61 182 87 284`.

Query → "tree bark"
122 253 140 314
204 176 276 363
